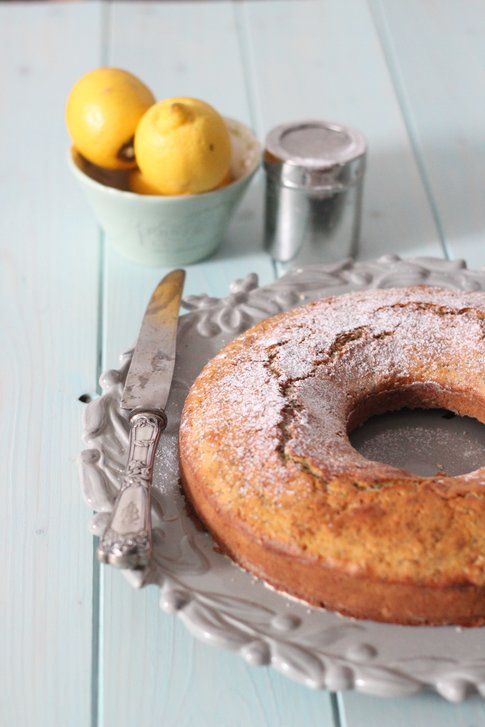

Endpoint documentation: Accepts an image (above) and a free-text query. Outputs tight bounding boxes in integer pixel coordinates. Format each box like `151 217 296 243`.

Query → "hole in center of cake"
350 408 485 477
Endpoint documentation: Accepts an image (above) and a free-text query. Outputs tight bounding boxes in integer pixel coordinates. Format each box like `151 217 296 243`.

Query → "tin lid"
264 120 367 190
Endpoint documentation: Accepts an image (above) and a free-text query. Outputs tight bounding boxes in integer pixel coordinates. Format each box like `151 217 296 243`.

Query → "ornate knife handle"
97 409 167 569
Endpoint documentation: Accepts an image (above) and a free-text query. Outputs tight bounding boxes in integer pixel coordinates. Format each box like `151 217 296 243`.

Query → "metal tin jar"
263 120 367 266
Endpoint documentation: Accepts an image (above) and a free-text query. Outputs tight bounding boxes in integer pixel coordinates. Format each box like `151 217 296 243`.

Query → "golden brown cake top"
180 286 485 587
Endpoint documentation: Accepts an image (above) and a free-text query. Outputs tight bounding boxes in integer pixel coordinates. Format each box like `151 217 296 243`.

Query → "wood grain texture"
370 0 485 268
0 3 102 726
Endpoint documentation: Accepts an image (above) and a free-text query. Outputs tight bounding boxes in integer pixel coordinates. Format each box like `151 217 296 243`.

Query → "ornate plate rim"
79 255 485 703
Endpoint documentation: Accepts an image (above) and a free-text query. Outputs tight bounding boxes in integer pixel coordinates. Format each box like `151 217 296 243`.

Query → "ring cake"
179 286 485 625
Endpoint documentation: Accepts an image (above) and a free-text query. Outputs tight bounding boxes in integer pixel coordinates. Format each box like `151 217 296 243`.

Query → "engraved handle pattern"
97 410 166 568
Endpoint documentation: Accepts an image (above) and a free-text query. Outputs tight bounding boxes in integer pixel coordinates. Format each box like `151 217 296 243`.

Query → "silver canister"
264 120 367 266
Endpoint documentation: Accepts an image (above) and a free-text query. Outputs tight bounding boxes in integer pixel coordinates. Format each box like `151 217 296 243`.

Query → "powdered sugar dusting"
184 286 484 488
180 286 485 583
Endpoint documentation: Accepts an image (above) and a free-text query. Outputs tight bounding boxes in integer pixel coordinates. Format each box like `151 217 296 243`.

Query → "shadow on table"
356 142 484 261
213 172 266 262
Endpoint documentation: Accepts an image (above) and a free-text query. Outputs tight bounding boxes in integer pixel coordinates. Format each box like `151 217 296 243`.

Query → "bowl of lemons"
67 68 261 266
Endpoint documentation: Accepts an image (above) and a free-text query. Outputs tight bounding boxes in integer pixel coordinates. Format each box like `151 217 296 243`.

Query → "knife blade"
97 269 186 569
121 268 185 412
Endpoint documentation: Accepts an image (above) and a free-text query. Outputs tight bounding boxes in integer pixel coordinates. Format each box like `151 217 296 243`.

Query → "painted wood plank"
97 3 336 727
0 3 103 726
101 581 337 727
370 0 485 268
338 691 485 727
242 0 443 263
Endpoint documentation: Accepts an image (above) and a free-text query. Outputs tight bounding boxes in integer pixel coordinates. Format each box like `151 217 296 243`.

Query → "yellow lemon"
130 169 233 196
66 67 155 170
129 170 165 196
134 98 231 195
216 172 234 190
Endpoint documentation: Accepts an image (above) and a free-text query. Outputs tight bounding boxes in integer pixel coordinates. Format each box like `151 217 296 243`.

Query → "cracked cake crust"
179 286 485 625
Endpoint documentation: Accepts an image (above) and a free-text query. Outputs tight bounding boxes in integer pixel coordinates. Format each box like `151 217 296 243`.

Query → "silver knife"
97 269 186 569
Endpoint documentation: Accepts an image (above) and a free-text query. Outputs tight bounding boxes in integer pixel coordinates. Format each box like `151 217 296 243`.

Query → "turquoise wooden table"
1 1 484 725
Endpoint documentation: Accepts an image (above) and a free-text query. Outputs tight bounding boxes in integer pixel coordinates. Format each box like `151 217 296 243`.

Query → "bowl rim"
68 116 262 203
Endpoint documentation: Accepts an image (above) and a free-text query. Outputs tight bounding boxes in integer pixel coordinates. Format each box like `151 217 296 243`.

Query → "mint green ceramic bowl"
69 118 261 266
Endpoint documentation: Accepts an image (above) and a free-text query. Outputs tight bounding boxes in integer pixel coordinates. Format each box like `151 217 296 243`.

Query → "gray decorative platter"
80 255 485 702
